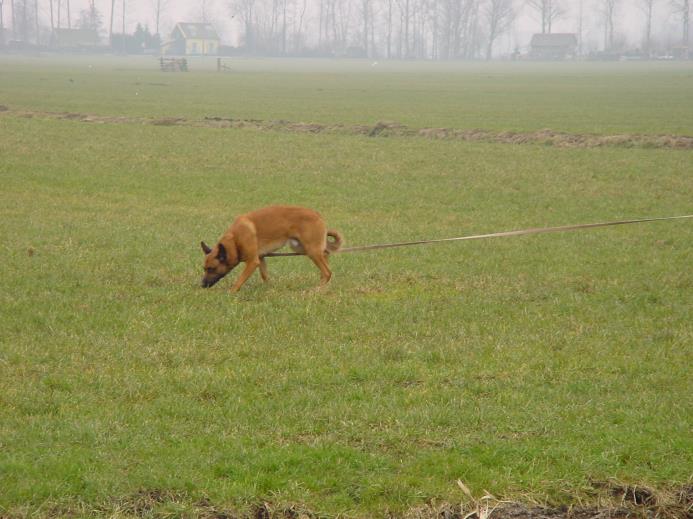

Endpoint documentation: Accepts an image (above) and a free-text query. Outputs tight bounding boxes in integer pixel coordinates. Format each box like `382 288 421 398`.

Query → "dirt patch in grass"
2 482 690 519
150 117 187 126
405 482 692 519
3 108 693 150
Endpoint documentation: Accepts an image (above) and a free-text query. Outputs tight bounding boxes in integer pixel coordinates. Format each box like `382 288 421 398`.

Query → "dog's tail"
326 230 344 253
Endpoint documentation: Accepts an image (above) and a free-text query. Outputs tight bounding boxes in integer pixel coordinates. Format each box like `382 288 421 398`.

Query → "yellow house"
164 23 220 56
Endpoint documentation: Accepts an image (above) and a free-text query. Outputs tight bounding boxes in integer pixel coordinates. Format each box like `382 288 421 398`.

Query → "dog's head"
200 239 240 288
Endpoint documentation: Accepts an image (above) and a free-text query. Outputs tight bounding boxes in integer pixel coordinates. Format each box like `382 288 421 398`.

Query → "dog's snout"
201 269 229 288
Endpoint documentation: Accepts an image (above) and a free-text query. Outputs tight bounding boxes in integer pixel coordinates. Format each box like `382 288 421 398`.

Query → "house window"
191 42 198 54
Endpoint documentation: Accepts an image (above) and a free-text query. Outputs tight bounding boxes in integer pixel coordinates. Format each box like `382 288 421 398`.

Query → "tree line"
229 0 689 59
0 0 690 59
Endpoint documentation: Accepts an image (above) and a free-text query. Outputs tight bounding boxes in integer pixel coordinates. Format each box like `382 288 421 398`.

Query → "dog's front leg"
230 258 261 293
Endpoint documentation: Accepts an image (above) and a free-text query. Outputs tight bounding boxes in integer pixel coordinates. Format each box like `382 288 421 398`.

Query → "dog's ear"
217 243 228 263
201 241 212 255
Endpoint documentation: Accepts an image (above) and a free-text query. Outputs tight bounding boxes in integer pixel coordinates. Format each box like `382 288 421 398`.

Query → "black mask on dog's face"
200 241 238 288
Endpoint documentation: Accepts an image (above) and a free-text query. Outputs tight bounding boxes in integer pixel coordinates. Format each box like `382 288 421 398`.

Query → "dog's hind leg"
306 247 332 286
259 257 270 282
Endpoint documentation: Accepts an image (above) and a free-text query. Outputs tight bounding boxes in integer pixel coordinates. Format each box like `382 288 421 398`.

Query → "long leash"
263 215 693 257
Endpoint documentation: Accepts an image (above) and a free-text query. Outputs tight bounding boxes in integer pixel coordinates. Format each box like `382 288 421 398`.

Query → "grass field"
3 55 693 134
0 56 692 518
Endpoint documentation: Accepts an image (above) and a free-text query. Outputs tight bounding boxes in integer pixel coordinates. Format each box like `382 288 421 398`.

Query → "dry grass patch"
3 109 693 149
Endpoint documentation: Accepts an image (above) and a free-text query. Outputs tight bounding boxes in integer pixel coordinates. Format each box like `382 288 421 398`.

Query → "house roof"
174 23 220 40
531 33 578 48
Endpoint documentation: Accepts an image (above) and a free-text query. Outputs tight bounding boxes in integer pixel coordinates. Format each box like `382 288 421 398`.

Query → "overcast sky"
12 0 690 53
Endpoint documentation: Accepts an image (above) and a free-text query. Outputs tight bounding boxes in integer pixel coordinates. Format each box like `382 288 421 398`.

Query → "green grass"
0 58 692 517
2 56 693 134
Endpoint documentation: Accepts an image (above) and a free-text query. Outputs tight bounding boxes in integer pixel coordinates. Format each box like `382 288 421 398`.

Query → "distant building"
671 46 690 60
163 23 220 56
51 28 100 49
530 33 578 60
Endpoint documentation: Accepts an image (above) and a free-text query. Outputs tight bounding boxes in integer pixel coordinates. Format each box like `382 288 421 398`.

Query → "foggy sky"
5 0 690 54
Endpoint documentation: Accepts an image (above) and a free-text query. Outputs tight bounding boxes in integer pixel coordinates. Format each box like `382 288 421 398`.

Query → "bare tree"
33 0 38 42
293 0 307 51
234 0 294 54
577 0 583 56
199 0 214 23
10 0 35 41
76 0 684 62
408 0 418 57
438 0 482 59
185 0 216 25
526 0 563 33
600 0 619 51
413 0 435 58
439 0 458 58
370 0 377 56
317 0 323 43
229 0 256 51
335 0 353 51
0 0 5 44
384 0 393 57
19 0 28 39
671 0 690 54
150 0 171 36
109 0 115 43
637 0 658 55
281 0 287 53
49 0 54 35
79 0 101 32
267 0 278 49
319 0 330 49
360 0 373 56
429 0 441 58
484 0 514 59
460 0 483 59
121 0 125 52
396 0 411 57
318 0 346 48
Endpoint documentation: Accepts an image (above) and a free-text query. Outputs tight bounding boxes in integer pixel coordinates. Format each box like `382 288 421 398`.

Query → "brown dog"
201 205 343 292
